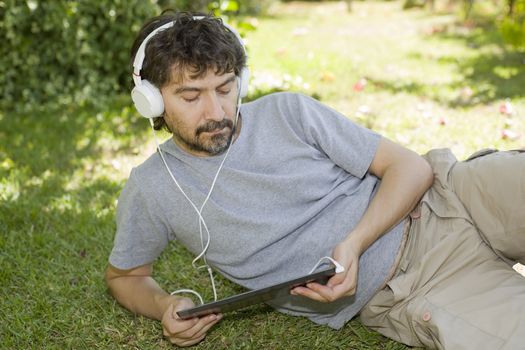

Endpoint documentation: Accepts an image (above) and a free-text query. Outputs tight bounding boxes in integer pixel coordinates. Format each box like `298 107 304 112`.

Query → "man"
105 11 525 348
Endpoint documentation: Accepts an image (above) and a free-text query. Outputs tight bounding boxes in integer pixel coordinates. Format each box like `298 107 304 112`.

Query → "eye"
218 89 231 95
181 94 199 103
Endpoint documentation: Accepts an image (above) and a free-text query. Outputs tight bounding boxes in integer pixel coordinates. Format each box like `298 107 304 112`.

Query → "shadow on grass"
0 96 151 232
432 20 525 105
366 20 524 107
1 96 147 173
452 51 525 104
0 97 151 347
0 95 153 250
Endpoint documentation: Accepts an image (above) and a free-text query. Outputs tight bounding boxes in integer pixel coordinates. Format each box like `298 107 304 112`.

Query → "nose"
203 92 225 122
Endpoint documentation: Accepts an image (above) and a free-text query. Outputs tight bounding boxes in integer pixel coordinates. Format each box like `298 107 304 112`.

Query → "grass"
1 1 523 349
248 1 524 158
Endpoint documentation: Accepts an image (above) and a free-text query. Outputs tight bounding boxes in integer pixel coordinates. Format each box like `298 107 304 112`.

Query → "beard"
173 118 235 156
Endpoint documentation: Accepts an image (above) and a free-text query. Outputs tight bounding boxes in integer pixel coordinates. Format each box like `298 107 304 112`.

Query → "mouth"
200 126 229 136
196 120 233 137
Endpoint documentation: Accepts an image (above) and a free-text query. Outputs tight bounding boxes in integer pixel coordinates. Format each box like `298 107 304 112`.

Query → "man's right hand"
161 297 223 347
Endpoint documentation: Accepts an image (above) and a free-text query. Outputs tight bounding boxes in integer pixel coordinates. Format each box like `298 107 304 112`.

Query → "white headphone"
131 16 250 119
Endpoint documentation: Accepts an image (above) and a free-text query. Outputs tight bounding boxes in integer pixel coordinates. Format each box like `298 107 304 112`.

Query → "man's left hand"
290 240 359 302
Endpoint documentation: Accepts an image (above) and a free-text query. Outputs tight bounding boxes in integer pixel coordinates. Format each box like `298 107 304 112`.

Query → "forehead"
166 65 235 87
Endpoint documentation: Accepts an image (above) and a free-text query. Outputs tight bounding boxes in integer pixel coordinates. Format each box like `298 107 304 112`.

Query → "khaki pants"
360 149 525 350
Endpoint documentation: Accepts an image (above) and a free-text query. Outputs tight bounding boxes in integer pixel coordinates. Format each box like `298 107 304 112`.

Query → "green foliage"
0 1 160 112
0 0 269 112
158 0 210 12
159 0 276 15
402 0 427 9
280 0 340 2
499 0 525 49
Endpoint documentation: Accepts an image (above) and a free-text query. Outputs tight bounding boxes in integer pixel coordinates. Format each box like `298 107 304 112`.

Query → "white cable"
193 108 238 266
150 122 213 304
308 256 346 274
151 79 243 305
170 289 204 305
190 79 242 302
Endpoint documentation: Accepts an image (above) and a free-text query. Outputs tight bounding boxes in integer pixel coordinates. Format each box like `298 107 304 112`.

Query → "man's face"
160 69 239 157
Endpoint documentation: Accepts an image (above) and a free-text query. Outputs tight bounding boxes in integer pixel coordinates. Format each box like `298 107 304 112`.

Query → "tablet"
176 266 336 320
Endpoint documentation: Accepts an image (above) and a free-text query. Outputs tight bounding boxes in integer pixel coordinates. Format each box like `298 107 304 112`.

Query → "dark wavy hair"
130 11 247 131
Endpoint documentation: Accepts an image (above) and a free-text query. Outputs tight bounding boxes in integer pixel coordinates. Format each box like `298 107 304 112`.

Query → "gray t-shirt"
109 92 404 329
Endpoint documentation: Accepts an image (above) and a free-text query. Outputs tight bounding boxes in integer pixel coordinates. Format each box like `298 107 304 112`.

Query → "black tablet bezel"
176 266 336 320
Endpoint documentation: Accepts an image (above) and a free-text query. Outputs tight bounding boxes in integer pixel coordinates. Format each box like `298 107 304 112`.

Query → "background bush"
163 0 275 15
0 0 271 112
0 1 160 111
1 0 519 113
499 0 525 49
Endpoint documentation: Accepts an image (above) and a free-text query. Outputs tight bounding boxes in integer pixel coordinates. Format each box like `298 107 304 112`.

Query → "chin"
206 133 232 153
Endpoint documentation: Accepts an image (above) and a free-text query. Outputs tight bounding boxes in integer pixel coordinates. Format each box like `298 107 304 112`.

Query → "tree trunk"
508 0 516 16
345 0 352 12
464 0 474 19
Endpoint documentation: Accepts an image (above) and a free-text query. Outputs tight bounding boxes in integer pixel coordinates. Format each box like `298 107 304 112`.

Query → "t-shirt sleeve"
293 93 381 179
109 169 171 270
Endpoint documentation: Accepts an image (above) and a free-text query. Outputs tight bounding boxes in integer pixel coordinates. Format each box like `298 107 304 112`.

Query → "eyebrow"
174 75 236 95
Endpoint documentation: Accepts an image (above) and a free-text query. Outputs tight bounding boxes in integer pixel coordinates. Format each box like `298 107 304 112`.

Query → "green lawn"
1 1 523 349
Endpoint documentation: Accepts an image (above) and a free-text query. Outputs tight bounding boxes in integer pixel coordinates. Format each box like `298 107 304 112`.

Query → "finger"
163 304 199 336
169 333 205 346
306 281 356 301
326 270 347 287
305 282 340 301
173 298 196 314
178 333 207 347
330 277 357 298
167 303 175 318
290 285 330 302
335 260 359 295
175 313 221 340
164 318 199 337
169 314 222 346
185 314 222 341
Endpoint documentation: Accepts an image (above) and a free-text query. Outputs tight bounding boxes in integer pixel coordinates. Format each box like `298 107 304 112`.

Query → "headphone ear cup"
239 67 250 98
131 80 164 118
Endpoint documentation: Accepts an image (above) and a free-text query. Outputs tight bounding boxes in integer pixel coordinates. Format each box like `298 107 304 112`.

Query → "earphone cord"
149 81 345 306
151 122 231 303
150 80 243 305
308 256 345 274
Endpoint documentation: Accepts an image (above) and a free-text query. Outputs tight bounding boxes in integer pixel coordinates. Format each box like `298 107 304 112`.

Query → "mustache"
196 119 234 135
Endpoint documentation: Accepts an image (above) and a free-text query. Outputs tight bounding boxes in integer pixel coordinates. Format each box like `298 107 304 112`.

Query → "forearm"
290 140 433 303
345 150 433 255
105 266 175 321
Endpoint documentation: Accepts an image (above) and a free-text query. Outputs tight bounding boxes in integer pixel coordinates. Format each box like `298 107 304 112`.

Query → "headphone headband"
132 16 248 88
132 20 175 86
131 15 249 118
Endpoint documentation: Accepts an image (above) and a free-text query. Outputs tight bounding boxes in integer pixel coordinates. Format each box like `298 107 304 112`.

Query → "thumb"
166 303 177 320
162 303 178 337
327 269 347 287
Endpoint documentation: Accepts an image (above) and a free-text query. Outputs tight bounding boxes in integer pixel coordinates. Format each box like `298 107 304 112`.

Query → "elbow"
420 157 434 190
104 265 119 298
104 265 135 312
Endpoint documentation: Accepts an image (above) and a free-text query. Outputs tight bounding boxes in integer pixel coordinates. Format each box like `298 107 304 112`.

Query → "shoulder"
241 92 321 128
132 152 161 180
242 91 313 111
122 152 165 197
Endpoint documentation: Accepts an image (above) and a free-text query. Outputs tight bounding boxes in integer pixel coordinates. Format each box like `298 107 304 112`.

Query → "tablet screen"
176 266 336 320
